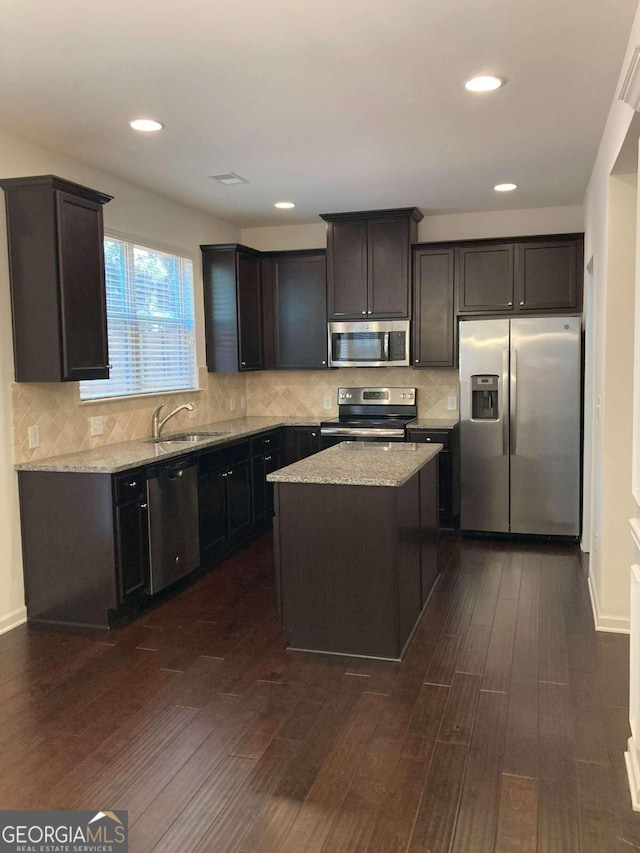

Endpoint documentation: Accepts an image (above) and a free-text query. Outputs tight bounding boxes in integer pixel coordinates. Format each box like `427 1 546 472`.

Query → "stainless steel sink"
145 431 227 444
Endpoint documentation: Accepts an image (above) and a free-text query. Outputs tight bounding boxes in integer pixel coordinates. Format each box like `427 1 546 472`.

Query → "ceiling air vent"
210 172 249 185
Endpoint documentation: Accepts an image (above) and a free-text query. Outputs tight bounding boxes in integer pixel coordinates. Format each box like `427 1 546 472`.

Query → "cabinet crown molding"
320 207 423 223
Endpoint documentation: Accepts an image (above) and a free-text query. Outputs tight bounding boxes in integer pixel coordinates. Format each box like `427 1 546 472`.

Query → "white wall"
0 129 240 632
583 0 640 631
241 204 584 251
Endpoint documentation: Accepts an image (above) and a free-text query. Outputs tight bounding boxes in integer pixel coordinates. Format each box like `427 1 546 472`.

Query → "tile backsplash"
246 367 458 419
12 366 458 463
12 368 245 462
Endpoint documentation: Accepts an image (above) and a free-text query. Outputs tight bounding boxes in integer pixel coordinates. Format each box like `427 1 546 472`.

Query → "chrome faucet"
151 402 194 439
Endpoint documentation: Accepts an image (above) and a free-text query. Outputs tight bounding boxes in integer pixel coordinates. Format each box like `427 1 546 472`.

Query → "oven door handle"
383 332 390 361
320 427 405 438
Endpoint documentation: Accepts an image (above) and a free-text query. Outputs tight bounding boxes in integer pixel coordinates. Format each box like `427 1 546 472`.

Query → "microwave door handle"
383 332 390 361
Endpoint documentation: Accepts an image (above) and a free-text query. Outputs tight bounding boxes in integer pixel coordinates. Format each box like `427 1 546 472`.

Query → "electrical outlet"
596 395 602 421
594 532 599 556
240 396 246 410
447 396 458 411
28 425 40 449
90 416 104 436
323 395 332 410
230 398 236 411
188 407 197 420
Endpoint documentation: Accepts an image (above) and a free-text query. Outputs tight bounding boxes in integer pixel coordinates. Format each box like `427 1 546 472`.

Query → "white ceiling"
0 0 637 226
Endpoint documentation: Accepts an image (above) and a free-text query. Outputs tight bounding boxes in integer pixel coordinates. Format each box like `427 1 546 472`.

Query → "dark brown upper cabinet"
201 244 263 372
0 175 112 382
457 243 515 313
261 250 328 370
412 246 456 368
516 239 581 311
321 207 423 320
457 234 583 315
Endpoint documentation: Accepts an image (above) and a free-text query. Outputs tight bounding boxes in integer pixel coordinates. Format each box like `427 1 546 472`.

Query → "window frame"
79 231 199 403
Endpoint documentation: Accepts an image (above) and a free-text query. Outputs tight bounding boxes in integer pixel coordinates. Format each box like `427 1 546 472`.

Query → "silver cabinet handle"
106 363 113 369
311 432 316 437
128 481 137 487
241 361 246 367
228 470 233 475
367 310 372 315
264 455 272 462
502 349 509 456
222 472 228 478
519 301 525 306
361 310 367 315
507 301 513 306
415 359 419 364
140 502 147 509
321 360 326 365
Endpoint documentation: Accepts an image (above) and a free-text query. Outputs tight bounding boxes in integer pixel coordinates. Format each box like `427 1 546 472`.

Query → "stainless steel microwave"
328 320 410 367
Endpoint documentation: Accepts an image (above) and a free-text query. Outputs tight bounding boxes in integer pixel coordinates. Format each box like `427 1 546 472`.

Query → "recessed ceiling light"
129 119 164 132
464 75 505 93
275 201 296 209
494 183 518 192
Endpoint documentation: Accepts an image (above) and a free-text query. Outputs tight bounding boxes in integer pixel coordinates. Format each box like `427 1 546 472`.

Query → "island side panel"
18 471 118 628
419 456 439 605
274 481 400 658
396 472 422 650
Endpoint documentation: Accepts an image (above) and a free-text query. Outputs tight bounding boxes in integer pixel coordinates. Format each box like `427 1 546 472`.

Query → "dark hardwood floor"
1 533 638 852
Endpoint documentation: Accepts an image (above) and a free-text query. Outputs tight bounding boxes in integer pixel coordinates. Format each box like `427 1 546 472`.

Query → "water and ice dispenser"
471 375 499 420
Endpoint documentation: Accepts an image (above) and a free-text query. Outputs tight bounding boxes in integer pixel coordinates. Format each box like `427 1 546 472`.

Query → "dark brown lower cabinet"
198 441 252 567
114 471 149 608
283 426 320 465
408 426 460 529
273 456 439 660
18 469 149 629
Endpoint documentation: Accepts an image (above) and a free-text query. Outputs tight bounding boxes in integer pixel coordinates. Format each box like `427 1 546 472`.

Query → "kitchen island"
268 441 441 660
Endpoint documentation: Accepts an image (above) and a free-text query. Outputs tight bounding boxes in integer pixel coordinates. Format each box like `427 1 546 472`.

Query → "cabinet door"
284 426 320 464
252 450 281 526
368 217 410 318
327 220 368 319
272 253 328 369
407 430 455 528
226 460 252 540
57 191 110 380
237 253 262 370
198 468 228 563
114 498 149 604
516 240 579 311
458 244 514 313
413 247 455 367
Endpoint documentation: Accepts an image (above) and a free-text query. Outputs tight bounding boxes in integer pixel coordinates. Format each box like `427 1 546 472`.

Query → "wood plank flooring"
1 533 639 852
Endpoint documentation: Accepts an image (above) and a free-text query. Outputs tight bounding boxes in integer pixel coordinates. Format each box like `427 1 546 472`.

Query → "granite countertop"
407 418 459 430
267 441 442 488
14 416 321 474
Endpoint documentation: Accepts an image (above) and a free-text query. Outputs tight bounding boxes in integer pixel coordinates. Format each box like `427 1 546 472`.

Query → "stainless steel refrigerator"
459 316 581 536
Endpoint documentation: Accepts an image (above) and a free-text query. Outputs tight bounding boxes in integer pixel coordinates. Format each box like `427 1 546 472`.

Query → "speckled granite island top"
407 417 458 430
267 441 442 488
14 416 320 474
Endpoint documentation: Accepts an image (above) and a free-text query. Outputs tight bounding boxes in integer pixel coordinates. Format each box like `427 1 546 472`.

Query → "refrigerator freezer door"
460 319 510 532
510 316 580 535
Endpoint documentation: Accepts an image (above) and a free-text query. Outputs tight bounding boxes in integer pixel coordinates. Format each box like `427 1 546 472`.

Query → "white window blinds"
80 237 197 401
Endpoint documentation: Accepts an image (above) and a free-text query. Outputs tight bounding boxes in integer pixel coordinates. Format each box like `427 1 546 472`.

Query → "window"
80 236 197 401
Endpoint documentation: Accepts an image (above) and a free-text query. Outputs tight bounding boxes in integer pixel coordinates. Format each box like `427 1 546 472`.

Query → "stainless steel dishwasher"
146 458 199 594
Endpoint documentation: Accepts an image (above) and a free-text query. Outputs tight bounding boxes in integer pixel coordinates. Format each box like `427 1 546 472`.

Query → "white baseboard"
588 576 630 634
0 606 27 636
626 737 640 811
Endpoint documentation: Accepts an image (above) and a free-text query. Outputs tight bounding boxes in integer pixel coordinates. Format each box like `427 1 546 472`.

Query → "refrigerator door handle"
511 349 517 455
502 348 509 455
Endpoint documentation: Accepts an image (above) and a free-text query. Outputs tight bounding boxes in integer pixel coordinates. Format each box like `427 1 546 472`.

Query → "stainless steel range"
320 387 417 449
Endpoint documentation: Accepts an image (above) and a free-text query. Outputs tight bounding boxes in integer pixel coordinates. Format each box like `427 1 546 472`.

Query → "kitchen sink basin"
146 431 227 444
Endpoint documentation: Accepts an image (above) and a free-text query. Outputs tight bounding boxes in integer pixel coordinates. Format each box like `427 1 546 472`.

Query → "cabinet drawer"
407 429 451 450
250 430 281 456
114 471 146 504
199 441 250 475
